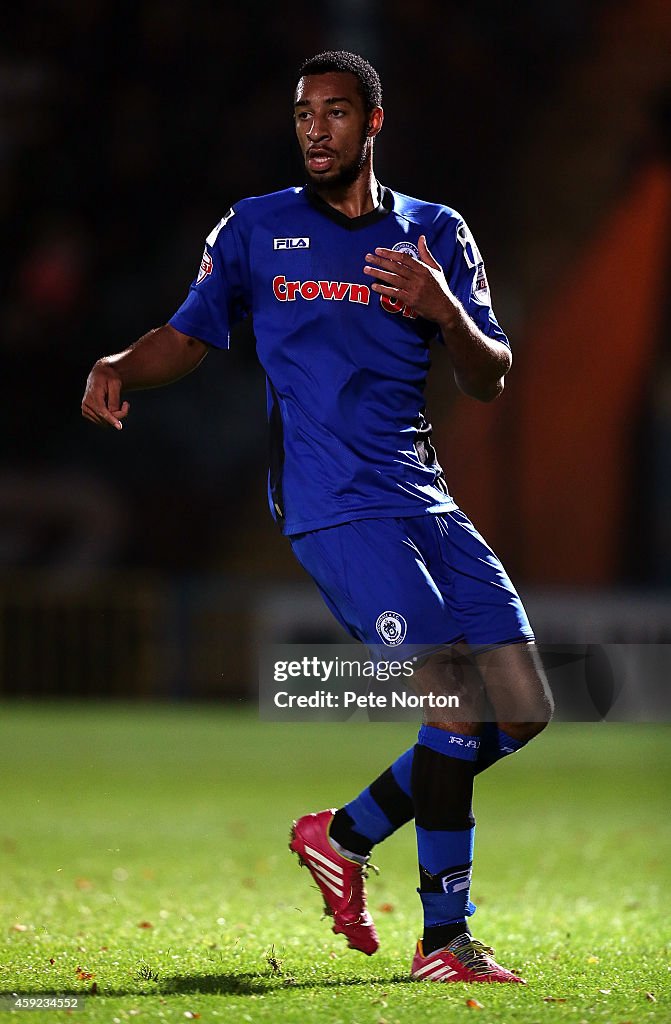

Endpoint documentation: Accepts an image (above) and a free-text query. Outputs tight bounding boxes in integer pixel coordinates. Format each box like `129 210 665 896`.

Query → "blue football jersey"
169 185 509 535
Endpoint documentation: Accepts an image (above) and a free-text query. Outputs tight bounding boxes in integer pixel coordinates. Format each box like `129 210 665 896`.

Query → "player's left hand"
364 235 459 326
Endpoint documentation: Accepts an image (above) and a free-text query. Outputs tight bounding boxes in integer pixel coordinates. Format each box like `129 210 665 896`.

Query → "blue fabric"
170 186 508 536
478 723 526 770
416 825 475 874
390 746 414 796
417 724 480 762
289 513 534 651
416 826 477 925
419 890 477 926
343 747 414 845
343 788 395 846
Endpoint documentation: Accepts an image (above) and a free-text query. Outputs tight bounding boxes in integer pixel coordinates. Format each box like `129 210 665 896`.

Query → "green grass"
0 705 669 1024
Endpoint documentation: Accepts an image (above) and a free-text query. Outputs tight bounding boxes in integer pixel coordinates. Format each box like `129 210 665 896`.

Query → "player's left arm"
364 235 511 402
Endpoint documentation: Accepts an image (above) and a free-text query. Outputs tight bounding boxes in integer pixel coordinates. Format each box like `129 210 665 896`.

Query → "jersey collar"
303 184 393 230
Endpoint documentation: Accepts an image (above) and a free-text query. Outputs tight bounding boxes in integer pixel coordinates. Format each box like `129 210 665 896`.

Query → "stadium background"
1 0 671 698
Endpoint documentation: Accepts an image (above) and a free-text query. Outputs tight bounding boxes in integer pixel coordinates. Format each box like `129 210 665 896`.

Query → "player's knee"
500 691 553 743
499 679 554 743
503 718 549 743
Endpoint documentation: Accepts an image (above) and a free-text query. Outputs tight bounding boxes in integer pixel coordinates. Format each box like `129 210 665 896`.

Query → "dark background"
2 0 670 697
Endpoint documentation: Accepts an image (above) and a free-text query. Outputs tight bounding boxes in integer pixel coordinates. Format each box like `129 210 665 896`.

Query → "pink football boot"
411 934 526 983
290 809 379 955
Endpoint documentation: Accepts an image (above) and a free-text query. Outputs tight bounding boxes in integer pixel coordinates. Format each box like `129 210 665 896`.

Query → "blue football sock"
330 746 414 854
331 725 527 857
475 724 526 774
413 726 479 953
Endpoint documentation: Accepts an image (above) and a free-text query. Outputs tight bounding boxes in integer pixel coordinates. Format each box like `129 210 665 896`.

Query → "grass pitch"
0 705 669 1024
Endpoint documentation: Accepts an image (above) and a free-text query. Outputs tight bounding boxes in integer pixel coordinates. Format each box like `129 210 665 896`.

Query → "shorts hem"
282 503 458 535
467 635 536 657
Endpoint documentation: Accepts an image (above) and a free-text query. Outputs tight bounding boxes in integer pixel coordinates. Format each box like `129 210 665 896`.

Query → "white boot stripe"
430 965 458 980
422 963 453 981
413 960 443 977
305 856 345 888
312 867 344 897
304 844 344 874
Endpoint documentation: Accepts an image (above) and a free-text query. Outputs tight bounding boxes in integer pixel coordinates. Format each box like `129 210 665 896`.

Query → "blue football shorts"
289 510 534 657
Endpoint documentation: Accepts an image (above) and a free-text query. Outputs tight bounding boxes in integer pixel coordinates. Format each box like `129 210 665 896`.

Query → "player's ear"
367 107 384 137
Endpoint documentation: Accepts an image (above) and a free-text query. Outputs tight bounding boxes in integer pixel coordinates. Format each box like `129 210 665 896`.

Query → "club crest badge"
375 610 408 646
392 241 420 260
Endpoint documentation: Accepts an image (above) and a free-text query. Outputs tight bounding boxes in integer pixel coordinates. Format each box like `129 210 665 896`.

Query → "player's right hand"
81 361 130 430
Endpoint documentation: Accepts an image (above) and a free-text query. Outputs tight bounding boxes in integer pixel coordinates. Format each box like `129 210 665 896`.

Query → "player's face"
294 72 380 190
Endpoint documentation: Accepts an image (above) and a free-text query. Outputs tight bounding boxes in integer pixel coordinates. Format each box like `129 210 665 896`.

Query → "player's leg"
333 640 551 855
473 640 553 754
407 649 483 953
288 518 462 954
406 645 531 983
406 513 548 983
328 747 414 856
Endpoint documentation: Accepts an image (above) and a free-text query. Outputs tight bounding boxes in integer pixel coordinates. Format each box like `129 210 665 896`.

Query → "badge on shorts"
375 610 408 646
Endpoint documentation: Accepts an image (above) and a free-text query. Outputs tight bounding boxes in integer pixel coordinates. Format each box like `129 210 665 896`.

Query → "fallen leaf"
138 921 153 929
49 958 56 965
646 992 657 1002
587 955 600 963
75 967 94 981
543 996 567 1003
466 998 484 1009
89 982 98 995
378 903 394 913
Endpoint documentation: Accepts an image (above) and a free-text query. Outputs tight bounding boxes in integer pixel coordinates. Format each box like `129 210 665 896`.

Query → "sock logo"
419 862 473 895
375 611 407 646
441 866 472 895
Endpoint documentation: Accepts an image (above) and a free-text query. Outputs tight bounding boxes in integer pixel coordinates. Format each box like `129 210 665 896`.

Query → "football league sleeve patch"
440 216 509 349
169 205 250 350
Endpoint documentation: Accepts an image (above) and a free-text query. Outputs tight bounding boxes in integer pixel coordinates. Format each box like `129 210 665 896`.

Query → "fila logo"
274 237 310 250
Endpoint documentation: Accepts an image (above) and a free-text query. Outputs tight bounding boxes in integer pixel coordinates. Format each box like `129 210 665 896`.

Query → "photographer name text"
273 690 459 710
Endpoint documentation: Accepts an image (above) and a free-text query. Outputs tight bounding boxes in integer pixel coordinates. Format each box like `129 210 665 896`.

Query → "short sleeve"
435 215 509 348
169 206 251 349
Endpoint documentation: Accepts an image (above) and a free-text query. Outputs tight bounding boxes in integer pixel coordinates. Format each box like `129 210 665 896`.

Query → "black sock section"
329 808 373 857
368 764 415 829
411 742 476 831
412 742 477 953
423 921 470 955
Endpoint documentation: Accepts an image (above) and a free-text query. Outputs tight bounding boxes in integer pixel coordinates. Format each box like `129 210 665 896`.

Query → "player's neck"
313 169 380 220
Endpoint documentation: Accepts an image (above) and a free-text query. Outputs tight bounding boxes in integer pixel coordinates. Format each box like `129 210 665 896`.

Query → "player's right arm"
81 324 208 430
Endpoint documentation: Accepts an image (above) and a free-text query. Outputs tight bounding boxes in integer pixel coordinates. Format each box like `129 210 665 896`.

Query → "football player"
82 50 553 984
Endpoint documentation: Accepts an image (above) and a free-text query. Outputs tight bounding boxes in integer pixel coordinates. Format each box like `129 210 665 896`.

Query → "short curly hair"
297 51 382 113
